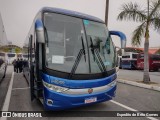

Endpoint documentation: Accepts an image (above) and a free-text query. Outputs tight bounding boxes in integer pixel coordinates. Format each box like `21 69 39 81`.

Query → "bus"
121 52 138 69
7 53 17 64
137 53 160 71
23 7 126 110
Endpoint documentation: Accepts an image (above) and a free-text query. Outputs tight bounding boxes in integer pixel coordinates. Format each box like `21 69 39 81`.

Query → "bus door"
29 34 43 101
35 33 43 99
29 35 35 101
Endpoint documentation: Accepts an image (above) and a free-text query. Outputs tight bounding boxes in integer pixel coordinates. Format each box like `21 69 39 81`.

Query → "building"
117 47 160 55
0 13 8 46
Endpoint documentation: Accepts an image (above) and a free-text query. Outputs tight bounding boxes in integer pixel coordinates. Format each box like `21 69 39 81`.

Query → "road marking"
1 72 14 120
110 100 159 120
12 87 30 91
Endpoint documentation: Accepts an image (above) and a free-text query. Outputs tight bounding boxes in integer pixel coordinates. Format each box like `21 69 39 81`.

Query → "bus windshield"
44 12 116 74
122 55 130 58
151 55 160 61
7 53 15 57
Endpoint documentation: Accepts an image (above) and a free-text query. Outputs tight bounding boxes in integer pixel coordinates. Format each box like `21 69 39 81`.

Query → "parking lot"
118 69 160 85
0 65 160 120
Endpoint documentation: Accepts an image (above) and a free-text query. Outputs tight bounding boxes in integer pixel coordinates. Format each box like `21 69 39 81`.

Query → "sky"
0 0 160 48
108 0 160 48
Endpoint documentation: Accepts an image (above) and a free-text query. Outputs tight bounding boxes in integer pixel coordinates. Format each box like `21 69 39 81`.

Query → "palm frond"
150 16 160 31
132 22 146 46
149 0 160 18
117 2 147 22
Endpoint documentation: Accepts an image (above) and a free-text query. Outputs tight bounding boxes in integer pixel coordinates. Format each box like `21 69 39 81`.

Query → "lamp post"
105 0 109 26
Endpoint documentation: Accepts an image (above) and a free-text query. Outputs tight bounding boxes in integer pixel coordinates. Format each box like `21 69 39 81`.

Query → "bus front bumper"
43 85 116 110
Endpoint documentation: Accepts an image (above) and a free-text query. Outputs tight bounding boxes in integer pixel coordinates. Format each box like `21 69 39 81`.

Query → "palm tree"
117 0 160 83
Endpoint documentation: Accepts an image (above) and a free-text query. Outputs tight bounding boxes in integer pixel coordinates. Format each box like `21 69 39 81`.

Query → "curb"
117 79 160 92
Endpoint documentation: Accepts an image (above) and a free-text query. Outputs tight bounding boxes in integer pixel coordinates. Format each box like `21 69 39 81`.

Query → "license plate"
85 97 97 104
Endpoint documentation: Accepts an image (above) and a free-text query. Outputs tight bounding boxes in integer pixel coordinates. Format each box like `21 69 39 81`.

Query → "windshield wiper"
81 36 86 62
69 37 86 79
90 37 107 74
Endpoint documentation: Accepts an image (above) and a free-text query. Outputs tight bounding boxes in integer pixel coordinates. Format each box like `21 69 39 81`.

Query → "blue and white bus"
121 52 138 69
23 7 126 110
7 52 17 64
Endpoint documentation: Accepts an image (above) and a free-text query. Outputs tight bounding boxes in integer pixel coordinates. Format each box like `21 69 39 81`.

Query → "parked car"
0 59 7 81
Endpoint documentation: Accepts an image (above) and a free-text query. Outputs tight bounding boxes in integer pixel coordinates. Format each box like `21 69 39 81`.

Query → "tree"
117 0 160 83
15 47 22 53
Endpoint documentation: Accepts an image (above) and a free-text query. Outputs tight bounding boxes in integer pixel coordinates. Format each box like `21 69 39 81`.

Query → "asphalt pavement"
0 66 12 110
118 69 160 84
0 66 160 120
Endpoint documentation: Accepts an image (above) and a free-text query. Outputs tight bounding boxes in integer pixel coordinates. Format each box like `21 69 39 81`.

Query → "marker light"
109 81 117 87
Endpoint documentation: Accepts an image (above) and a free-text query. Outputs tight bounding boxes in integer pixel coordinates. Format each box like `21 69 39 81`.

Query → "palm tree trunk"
143 0 150 83
143 37 150 83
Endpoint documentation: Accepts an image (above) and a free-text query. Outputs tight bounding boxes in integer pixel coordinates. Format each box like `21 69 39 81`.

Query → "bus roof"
41 7 104 23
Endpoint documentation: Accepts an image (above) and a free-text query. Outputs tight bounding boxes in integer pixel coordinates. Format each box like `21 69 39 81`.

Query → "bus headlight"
43 81 69 93
109 80 117 87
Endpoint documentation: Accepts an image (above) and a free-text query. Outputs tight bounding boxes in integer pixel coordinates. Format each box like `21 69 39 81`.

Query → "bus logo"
88 88 93 94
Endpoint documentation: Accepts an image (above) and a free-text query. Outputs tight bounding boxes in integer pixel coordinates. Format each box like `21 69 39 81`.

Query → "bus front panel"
41 73 117 110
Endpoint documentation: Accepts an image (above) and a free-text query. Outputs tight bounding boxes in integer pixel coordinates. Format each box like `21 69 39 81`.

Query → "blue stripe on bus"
41 73 117 89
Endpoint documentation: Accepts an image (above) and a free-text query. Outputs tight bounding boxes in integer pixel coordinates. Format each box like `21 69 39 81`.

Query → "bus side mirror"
35 19 45 43
109 31 126 49
109 31 126 70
